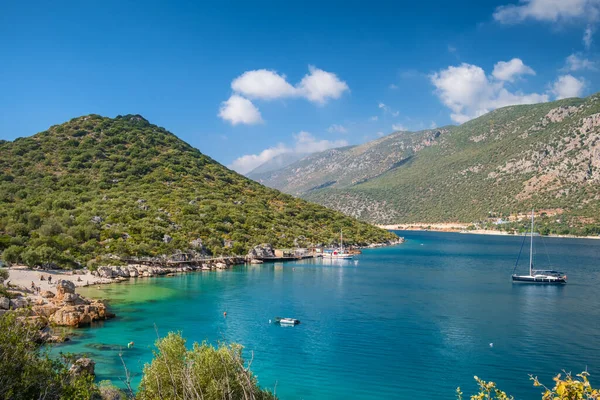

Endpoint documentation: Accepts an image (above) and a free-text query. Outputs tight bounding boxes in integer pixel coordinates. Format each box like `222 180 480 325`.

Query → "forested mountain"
0 115 395 268
252 94 600 235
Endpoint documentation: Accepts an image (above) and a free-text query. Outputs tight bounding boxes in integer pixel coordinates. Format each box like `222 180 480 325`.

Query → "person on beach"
40 275 45 281
31 281 35 290
48 275 52 284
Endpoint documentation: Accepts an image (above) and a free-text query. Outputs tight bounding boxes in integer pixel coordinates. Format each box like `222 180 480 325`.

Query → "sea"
52 231 600 399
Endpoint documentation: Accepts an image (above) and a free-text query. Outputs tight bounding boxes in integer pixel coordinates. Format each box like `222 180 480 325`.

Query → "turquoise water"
53 231 600 399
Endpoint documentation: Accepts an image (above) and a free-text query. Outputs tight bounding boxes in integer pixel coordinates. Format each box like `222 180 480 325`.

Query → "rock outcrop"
55 280 75 300
247 244 275 259
69 358 95 376
0 297 9 310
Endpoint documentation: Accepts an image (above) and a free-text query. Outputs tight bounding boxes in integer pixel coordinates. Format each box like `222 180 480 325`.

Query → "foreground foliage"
0 311 275 400
0 313 98 399
138 332 276 400
0 114 396 269
458 371 600 400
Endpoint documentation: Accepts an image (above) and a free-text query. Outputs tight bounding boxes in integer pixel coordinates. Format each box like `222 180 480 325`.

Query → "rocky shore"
0 279 114 343
91 256 247 280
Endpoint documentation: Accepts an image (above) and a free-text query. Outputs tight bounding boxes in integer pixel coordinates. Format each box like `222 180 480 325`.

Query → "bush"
138 332 276 400
457 371 599 399
0 313 99 399
0 268 8 284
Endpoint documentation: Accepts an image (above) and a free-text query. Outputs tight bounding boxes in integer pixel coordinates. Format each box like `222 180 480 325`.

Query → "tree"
138 332 276 400
0 268 8 284
1 245 23 265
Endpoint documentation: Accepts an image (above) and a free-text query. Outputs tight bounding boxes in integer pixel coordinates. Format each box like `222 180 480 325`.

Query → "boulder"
48 299 113 327
10 296 28 309
215 262 227 269
69 358 95 377
247 243 275 259
55 280 76 300
163 234 173 243
0 297 9 310
97 266 114 279
62 293 79 304
41 290 55 298
32 305 60 318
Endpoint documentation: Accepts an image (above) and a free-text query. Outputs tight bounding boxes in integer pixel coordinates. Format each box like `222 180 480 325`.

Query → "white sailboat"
323 229 354 260
511 209 567 284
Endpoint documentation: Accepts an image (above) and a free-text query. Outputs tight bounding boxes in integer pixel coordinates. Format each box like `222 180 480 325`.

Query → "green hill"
0 114 396 268
253 94 600 235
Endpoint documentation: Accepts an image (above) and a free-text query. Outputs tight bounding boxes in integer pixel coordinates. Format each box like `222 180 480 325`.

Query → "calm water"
53 231 600 399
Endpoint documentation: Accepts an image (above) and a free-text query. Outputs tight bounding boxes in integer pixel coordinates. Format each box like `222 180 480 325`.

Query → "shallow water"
53 231 600 399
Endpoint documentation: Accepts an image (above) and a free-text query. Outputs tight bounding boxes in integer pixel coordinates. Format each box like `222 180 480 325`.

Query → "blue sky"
1 0 598 173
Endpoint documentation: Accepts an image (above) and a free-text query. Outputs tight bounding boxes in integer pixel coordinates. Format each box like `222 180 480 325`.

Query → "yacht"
511 210 567 284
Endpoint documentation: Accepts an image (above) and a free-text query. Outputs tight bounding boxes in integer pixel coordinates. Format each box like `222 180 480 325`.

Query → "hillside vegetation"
0 115 395 268
253 94 600 235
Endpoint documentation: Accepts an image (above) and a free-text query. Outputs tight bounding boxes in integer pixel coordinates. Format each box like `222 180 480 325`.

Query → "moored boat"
511 209 567 285
274 316 300 325
322 229 354 259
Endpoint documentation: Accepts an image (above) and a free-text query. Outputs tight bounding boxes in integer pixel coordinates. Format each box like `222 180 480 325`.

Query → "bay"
53 231 600 399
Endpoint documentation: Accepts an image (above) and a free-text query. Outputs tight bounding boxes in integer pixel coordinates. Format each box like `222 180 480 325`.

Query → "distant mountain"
249 129 450 196
247 152 309 176
251 94 600 234
0 115 396 268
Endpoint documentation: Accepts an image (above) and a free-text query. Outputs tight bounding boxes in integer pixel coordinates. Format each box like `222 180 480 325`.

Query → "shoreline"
378 224 600 240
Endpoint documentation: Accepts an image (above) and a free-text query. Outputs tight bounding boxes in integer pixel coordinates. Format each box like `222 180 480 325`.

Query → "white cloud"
392 124 407 131
229 65 348 104
296 66 350 104
229 131 348 174
492 58 536 81
584 25 594 48
327 124 348 133
229 144 289 174
293 131 348 153
551 74 586 99
378 103 386 109
218 95 263 125
430 62 549 124
369 116 379 121
231 69 296 100
220 66 349 125
389 83 399 89
564 53 597 71
493 0 597 23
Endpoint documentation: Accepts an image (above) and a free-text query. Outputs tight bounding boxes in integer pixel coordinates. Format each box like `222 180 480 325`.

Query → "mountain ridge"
251 94 600 235
0 114 396 268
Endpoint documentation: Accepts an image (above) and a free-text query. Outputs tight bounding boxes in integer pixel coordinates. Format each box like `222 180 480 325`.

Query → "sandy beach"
378 224 600 240
3 265 111 293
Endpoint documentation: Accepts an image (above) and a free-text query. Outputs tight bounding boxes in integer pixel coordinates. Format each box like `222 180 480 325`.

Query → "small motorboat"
274 316 300 325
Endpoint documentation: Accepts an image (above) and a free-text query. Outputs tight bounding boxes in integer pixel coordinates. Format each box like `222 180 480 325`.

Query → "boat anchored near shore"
322 229 354 260
273 317 301 326
511 209 567 284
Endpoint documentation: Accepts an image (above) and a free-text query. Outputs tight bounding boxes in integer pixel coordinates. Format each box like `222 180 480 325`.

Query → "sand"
3 265 111 293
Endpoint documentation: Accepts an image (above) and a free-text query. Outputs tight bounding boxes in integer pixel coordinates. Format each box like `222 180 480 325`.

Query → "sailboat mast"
529 208 534 276
340 229 343 253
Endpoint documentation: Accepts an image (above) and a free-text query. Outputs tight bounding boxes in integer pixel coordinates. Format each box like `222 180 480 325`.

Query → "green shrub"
138 332 276 400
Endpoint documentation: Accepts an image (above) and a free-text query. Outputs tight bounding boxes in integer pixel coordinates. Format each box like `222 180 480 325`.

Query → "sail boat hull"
511 275 567 284
511 209 567 285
